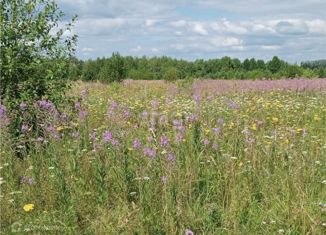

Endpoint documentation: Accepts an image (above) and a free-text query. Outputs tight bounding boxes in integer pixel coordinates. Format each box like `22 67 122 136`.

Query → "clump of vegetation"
1 80 325 234
68 55 326 82
0 0 77 158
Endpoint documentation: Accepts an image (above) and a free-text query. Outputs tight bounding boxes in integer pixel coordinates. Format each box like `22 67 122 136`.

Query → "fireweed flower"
111 139 119 146
151 99 159 110
143 147 156 158
0 104 5 118
193 94 201 104
78 110 88 120
81 88 89 99
74 101 81 110
159 115 168 125
203 138 210 146
213 127 221 136
212 143 219 150
108 101 118 117
188 114 198 122
160 135 169 147
167 153 175 162
37 100 54 110
19 102 27 110
103 130 112 143
37 137 44 143
227 99 239 109
175 134 183 143
72 131 79 139
21 124 29 133
132 139 141 149
89 131 96 141
122 108 131 119
46 125 55 133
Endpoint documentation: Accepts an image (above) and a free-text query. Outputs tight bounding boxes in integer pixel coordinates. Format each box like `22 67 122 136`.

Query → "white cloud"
171 20 187 27
144 19 157 27
57 0 326 62
210 19 248 34
261 45 281 50
210 36 243 47
81 47 95 52
306 19 326 34
192 22 208 35
130 45 142 52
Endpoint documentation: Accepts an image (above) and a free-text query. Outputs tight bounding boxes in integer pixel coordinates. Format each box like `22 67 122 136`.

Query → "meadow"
1 79 326 234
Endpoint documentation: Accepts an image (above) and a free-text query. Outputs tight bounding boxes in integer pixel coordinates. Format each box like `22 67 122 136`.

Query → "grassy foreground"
1 80 326 234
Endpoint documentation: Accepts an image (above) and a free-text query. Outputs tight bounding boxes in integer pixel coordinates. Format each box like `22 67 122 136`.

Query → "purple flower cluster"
20 176 34 185
143 147 156 158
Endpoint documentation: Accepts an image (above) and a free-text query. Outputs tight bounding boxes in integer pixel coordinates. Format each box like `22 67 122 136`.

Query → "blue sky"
57 0 326 62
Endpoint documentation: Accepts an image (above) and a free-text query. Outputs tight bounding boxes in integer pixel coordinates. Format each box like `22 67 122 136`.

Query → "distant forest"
67 54 326 82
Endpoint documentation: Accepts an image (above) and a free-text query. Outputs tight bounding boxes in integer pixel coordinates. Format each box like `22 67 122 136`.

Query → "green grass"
1 81 325 234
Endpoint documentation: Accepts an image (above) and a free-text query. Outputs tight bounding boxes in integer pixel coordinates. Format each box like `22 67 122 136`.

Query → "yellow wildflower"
56 126 64 132
23 204 34 212
272 117 279 123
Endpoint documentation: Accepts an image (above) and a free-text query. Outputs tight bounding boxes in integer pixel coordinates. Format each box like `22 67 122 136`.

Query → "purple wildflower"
111 139 119 146
167 153 175 162
122 108 131 119
151 99 159 110
175 134 183 143
193 94 201 104
160 135 169 147
79 110 88 120
142 110 149 119
21 124 29 133
46 125 55 133
20 176 26 184
185 229 194 235
74 102 81 110
103 130 112 143
203 138 210 146
143 147 156 158
27 178 34 185
159 115 168 125
37 100 55 110
37 137 44 143
81 88 89 99
302 128 307 137
132 139 141 149
72 131 79 139
213 127 221 136
19 102 27 110
212 143 219 150
89 131 96 141
0 104 5 118
108 101 118 117
188 114 198 122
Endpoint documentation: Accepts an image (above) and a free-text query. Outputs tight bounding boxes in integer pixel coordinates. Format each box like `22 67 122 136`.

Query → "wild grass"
1 80 326 234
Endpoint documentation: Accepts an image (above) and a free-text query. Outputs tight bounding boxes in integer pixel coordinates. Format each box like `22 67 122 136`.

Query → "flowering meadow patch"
0 79 326 234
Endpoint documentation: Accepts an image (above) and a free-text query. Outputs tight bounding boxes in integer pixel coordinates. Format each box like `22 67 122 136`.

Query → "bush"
0 0 77 158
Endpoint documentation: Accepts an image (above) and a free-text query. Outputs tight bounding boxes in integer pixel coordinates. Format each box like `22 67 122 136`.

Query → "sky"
57 0 326 63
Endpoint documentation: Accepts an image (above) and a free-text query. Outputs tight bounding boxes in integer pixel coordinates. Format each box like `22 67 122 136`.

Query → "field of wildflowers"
1 79 326 234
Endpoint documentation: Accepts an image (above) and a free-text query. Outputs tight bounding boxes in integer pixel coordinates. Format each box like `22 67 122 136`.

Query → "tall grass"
1 80 325 234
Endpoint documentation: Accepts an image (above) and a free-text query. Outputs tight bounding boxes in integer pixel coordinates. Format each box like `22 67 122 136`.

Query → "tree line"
67 54 326 82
